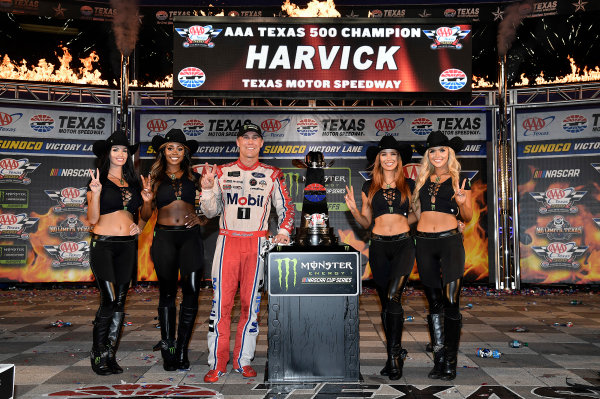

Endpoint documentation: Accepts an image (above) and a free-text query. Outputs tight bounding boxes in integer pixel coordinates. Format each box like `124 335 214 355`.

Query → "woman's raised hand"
88 168 102 194
455 179 467 206
140 174 154 202
201 163 217 189
344 185 357 212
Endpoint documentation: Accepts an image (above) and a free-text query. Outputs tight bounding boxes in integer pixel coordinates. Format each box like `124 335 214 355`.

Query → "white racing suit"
200 160 294 371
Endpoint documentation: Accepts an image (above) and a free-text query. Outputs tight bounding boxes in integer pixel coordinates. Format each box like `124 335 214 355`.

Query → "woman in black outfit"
87 130 143 375
344 135 415 380
140 128 204 371
412 131 472 381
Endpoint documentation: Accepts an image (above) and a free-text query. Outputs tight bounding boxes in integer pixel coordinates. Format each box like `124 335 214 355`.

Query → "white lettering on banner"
246 45 400 70
308 146 341 153
45 143 83 151
340 27 421 38
333 80 401 89
256 27 306 38
197 146 225 153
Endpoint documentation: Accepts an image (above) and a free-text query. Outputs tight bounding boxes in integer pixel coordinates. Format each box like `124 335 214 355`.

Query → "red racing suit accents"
201 160 294 370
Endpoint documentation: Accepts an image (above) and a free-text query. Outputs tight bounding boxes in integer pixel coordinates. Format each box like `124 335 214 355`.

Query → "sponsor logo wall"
0 104 112 282
1 108 489 283
0 104 112 140
516 105 600 284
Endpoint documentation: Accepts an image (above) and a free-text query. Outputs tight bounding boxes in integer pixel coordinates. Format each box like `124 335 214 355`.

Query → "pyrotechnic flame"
282 0 341 17
138 211 158 281
0 46 108 85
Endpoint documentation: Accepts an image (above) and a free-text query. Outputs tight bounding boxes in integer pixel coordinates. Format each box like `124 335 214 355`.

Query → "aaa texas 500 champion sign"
173 17 472 99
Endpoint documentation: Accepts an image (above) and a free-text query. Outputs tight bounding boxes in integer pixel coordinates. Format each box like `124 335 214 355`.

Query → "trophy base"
295 227 338 246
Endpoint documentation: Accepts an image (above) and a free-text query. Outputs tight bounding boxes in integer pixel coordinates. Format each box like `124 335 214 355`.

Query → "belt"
155 223 198 231
371 232 411 241
91 234 137 242
415 228 460 238
219 229 268 238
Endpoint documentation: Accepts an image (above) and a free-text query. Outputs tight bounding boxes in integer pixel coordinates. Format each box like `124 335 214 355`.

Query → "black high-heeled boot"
427 313 445 379
90 314 113 376
107 311 125 374
175 305 198 370
153 306 177 371
440 314 462 381
379 312 391 376
385 310 407 380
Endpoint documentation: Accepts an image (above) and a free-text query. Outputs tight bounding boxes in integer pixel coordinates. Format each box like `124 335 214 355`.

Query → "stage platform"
0 284 599 399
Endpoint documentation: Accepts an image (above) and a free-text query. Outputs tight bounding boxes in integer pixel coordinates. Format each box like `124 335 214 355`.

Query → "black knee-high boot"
385 311 407 380
154 306 177 371
441 314 462 381
425 315 435 352
107 311 125 374
176 305 198 370
379 312 391 376
91 314 113 375
427 313 445 379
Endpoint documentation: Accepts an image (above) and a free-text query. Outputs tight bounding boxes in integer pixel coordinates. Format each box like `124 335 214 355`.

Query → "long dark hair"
94 146 140 189
148 143 197 192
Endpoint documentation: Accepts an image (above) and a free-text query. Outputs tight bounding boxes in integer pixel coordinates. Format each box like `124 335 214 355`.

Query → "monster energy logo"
275 257 298 291
284 172 303 196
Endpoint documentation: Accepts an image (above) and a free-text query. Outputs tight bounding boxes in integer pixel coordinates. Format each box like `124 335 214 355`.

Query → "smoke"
497 0 533 57
110 0 140 57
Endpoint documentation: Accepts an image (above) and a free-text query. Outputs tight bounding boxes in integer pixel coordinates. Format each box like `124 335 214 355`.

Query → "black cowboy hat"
92 130 139 157
415 130 464 155
150 128 199 154
366 135 413 168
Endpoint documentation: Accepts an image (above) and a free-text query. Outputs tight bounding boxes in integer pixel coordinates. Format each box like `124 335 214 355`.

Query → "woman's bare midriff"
157 201 196 226
372 214 410 235
417 211 458 233
92 210 135 236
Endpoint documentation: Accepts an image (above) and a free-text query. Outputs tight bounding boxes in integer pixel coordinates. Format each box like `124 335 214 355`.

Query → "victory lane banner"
173 17 472 99
267 249 360 296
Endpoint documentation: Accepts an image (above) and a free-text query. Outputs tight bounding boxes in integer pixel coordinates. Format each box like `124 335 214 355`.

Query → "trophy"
292 151 338 246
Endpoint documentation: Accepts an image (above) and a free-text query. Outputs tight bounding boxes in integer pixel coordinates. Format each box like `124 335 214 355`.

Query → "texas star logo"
176 24 222 48
0 158 40 185
423 26 470 49
529 187 586 214
45 187 88 213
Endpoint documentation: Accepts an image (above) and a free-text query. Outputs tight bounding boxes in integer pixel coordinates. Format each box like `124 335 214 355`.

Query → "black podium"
265 245 361 383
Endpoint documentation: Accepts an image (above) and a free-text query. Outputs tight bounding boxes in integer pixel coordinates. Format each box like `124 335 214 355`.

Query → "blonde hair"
412 146 461 207
367 151 411 206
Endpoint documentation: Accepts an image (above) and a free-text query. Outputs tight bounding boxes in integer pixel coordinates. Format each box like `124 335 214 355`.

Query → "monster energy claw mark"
275 257 298 291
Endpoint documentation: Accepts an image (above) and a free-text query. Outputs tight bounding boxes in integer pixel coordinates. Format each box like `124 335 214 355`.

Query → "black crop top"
155 172 200 209
97 179 143 216
362 179 415 219
418 176 471 216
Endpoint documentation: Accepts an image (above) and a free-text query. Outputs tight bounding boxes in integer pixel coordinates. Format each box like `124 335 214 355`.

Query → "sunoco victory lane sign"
173 17 472 99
